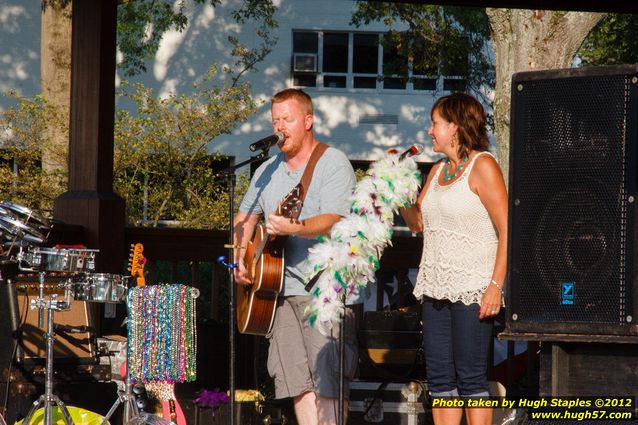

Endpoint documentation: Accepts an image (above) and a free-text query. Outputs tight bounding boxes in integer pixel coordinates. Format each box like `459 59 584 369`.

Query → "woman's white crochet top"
414 152 498 305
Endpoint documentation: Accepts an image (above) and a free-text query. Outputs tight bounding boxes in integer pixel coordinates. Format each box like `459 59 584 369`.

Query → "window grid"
292 30 465 93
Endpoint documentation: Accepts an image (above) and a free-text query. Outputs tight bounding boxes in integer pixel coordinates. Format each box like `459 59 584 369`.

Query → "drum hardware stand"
100 311 138 425
101 298 149 425
100 367 139 425
37 271 46 328
22 293 74 425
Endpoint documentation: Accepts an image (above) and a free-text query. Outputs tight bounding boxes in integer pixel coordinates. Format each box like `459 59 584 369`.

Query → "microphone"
249 132 284 152
398 144 424 160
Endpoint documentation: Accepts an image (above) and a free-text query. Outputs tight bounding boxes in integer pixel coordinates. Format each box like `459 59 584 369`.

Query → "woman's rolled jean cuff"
430 388 459 398
461 391 490 399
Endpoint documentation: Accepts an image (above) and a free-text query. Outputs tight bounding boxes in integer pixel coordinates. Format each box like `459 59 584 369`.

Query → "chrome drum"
70 273 127 303
19 247 98 272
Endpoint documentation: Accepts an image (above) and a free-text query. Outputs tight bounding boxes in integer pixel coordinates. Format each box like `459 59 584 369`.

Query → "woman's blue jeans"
422 297 493 397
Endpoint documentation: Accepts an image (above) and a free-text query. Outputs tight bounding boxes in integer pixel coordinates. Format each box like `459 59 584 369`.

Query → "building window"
292 30 467 92
292 32 318 87
353 34 378 89
323 33 348 88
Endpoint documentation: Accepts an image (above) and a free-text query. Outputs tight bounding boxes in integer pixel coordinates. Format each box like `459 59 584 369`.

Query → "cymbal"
0 202 50 244
0 201 51 231
0 215 46 244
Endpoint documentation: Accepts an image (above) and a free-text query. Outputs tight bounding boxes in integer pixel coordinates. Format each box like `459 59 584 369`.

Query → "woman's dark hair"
432 93 489 158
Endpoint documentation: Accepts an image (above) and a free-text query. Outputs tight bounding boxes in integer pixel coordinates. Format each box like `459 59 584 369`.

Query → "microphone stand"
217 147 271 425
338 293 346 425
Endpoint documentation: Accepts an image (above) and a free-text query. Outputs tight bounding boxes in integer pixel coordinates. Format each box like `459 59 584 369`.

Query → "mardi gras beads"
127 284 199 383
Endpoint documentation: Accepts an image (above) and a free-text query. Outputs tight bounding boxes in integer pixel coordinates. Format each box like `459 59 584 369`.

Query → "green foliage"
577 14 638 66
114 70 258 228
0 93 67 215
231 0 277 27
0 72 256 228
350 3 494 100
2 0 275 227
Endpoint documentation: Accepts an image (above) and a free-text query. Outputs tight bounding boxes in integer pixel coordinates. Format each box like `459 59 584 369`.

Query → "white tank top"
413 151 498 305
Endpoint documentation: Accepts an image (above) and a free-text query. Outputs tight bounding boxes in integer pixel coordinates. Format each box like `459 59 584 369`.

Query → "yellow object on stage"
231 389 264 402
15 406 108 425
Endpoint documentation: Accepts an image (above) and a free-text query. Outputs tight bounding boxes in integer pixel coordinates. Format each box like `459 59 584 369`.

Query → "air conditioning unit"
293 53 317 72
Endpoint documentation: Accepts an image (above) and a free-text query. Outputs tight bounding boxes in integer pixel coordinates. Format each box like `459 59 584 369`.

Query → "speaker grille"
508 66 638 335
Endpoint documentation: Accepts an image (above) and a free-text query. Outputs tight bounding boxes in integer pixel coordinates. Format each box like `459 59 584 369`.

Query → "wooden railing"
124 226 230 321
123 226 424 320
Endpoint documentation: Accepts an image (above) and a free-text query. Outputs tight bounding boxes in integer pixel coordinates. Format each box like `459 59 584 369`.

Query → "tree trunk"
41 0 72 173
486 9 605 181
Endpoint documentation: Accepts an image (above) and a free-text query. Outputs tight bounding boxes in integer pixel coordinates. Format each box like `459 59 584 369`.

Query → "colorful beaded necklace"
443 156 468 182
127 284 198 383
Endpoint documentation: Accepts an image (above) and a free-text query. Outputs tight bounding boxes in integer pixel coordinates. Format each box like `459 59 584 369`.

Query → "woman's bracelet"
490 279 503 293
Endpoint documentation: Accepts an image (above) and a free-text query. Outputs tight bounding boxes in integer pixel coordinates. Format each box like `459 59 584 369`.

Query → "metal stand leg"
100 366 139 425
22 298 74 425
338 298 346 425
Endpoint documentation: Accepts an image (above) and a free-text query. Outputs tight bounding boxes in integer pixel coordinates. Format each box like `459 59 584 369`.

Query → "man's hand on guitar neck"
265 212 304 236
265 211 341 239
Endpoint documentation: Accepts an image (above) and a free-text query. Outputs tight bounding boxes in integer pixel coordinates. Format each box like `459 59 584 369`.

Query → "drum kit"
0 202 152 425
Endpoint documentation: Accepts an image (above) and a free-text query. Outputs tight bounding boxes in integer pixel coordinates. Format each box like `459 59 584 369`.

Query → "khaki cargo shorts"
266 296 358 399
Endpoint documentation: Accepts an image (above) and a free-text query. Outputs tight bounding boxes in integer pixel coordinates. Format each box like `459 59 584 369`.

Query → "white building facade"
1 0 491 164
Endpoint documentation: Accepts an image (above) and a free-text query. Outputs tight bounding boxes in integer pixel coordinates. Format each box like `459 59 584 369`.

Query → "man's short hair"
272 88 313 115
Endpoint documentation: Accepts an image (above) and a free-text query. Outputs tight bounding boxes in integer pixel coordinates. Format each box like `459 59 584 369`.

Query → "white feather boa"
303 152 421 333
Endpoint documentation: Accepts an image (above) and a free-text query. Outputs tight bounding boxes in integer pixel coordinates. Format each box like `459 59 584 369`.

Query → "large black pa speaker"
507 65 638 338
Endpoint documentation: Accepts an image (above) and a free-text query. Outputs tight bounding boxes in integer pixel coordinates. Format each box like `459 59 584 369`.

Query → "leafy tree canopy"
0 93 67 213
577 14 638 66
1 70 256 228
350 2 494 102
114 69 257 228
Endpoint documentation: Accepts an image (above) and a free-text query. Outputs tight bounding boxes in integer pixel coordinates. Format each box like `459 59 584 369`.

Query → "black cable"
2 335 19 417
414 379 432 408
353 381 388 420
2 283 29 417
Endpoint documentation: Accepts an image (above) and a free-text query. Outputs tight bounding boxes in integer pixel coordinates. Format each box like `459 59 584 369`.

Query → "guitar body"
237 224 285 335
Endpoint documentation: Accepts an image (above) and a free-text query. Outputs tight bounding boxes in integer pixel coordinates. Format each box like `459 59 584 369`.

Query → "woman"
401 93 508 425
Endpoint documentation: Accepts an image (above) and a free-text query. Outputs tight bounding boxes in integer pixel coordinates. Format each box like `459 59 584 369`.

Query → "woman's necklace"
443 156 468 182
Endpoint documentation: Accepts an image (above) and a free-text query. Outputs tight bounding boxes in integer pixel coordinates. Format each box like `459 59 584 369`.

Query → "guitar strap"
298 142 329 204
299 143 337 292
283 142 328 221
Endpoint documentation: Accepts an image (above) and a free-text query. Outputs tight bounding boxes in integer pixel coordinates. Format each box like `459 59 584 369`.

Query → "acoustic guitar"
237 184 304 335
